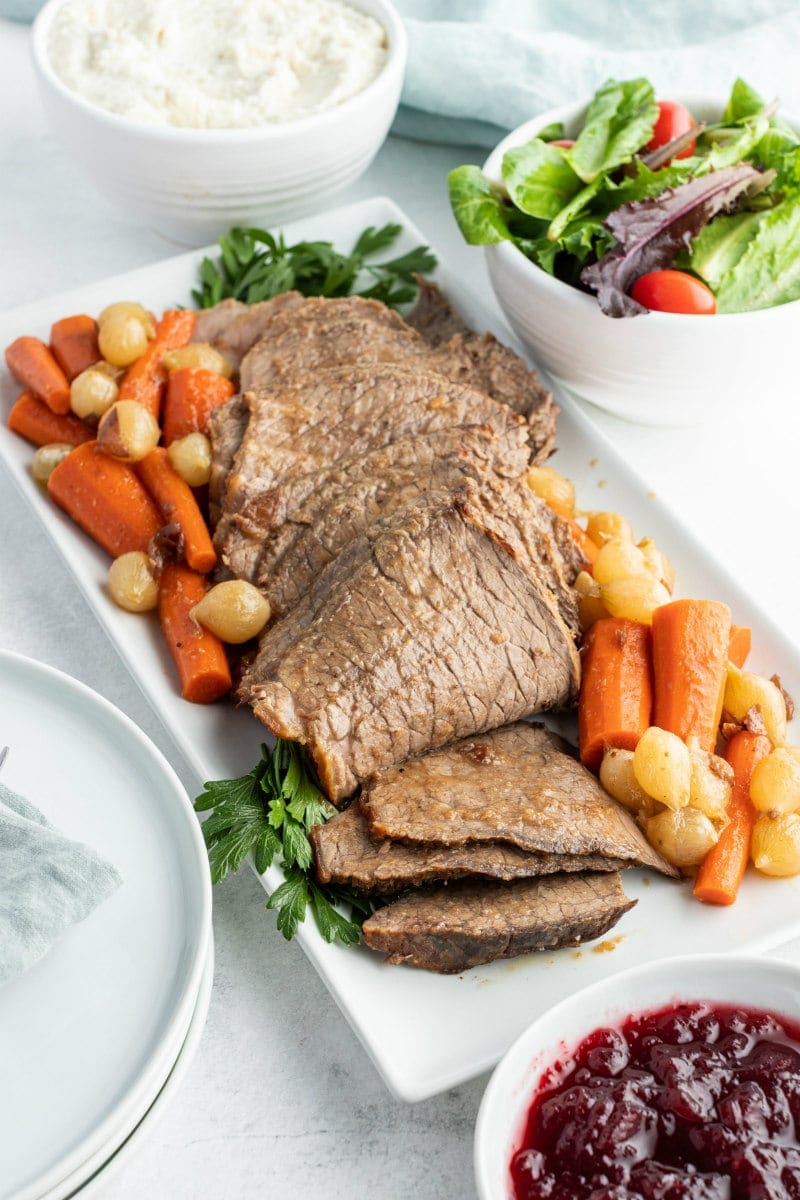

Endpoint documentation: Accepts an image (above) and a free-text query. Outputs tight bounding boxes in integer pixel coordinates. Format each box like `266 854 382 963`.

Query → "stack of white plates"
0 652 213 1200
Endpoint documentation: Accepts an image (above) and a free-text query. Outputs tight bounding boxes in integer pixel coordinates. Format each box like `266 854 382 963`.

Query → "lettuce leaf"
447 166 515 245
502 140 582 220
683 211 762 289
713 200 800 311
581 164 766 316
565 77 659 183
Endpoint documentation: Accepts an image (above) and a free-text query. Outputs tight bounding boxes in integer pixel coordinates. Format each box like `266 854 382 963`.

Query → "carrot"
728 624 752 669
158 563 232 703
579 617 653 771
161 367 236 445
117 309 197 420
652 599 732 752
49 314 100 381
567 518 599 568
8 390 93 447
694 730 772 905
5 336 71 414
136 448 216 573
47 440 163 557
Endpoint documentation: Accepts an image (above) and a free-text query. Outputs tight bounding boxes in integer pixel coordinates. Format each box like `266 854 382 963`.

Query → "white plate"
2 196 800 1103
0 652 211 1199
60 935 215 1200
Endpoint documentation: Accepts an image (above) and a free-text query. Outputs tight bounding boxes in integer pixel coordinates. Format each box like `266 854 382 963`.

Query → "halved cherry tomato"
646 100 696 160
630 270 716 315
550 139 575 149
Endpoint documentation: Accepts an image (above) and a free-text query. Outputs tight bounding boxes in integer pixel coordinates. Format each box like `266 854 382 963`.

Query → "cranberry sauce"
510 1002 800 1200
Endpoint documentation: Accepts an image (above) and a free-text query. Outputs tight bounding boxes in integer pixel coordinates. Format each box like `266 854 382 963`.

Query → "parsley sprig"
191 223 437 311
194 741 372 945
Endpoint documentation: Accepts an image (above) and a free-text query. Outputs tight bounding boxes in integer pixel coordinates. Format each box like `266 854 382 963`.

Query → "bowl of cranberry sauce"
474 955 800 1200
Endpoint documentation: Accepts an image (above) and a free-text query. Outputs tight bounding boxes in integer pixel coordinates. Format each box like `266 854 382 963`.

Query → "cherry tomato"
630 270 717 315
646 100 696 160
550 139 575 148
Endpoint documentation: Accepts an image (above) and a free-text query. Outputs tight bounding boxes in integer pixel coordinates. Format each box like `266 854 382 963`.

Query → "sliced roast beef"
404 276 473 346
233 424 532 615
207 396 247 525
214 365 527 575
311 801 624 892
361 873 636 973
360 723 676 876
210 291 306 368
239 488 581 802
191 298 247 345
239 296 422 391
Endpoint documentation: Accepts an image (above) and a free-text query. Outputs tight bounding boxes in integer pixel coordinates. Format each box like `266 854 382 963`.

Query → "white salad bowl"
474 952 800 1200
31 0 406 245
482 97 800 426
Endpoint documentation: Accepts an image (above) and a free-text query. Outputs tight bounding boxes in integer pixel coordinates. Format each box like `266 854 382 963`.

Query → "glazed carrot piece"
47 440 163 557
5 336 71 414
161 367 236 445
8 390 93 447
652 599 732 752
728 624 752 669
567 518 599 568
579 617 653 771
49 314 100 381
117 309 197 420
694 730 772 906
158 563 232 703
136 447 216 573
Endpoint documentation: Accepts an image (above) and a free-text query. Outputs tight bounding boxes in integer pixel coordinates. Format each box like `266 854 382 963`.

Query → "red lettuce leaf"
580 164 766 316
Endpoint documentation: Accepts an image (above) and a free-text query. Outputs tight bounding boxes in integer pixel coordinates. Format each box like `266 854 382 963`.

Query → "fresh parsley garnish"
192 223 437 311
194 740 372 945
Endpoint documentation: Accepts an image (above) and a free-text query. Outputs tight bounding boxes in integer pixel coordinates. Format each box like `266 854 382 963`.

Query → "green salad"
448 77 800 317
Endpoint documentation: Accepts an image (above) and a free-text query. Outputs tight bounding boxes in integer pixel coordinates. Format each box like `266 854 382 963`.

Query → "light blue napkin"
393 1 800 146
0 779 122 986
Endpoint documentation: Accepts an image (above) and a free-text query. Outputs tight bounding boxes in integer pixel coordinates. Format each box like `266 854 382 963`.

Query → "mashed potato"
49 0 388 128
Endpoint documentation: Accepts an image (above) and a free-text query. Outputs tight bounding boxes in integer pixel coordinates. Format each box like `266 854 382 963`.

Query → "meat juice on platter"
510 1002 800 1200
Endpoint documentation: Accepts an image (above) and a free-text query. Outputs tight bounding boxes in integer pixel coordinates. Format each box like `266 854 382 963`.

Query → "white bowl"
483 98 800 426
474 952 800 1199
31 0 406 245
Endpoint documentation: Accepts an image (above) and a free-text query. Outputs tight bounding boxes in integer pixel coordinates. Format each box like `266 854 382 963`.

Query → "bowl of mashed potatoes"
32 0 406 242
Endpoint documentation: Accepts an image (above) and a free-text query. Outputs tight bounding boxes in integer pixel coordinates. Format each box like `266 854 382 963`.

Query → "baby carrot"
652 599 732 752
158 563 232 703
578 617 653 771
694 730 772 906
118 309 197 420
161 367 236 445
8 390 93 447
47 440 163 557
49 314 100 381
728 624 752 669
136 447 216 573
5 336 71 414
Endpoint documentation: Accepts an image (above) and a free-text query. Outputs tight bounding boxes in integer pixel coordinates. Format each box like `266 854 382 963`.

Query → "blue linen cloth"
0 779 122 986
393 1 800 146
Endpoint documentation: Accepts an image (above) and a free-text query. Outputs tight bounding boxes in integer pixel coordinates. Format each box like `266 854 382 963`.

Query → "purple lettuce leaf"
580 163 767 316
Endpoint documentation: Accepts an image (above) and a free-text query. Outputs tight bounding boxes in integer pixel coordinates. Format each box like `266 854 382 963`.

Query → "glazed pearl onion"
108 551 158 613
167 432 212 487
190 580 271 643
70 362 119 422
31 442 73 484
97 400 160 462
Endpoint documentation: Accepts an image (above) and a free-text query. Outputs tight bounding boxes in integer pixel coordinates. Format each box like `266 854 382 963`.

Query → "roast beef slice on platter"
238 487 581 803
361 873 636 973
360 722 676 877
213 364 527 573
311 800 626 893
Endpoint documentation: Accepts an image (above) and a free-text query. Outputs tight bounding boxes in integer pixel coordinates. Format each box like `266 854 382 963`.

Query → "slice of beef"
191 298 247 345
238 424 532 615
212 291 306 368
311 801 625 893
360 723 677 876
239 488 581 802
361 873 636 973
405 276 473 346
239 296 421 391
214 365 527 574
207 396 248 525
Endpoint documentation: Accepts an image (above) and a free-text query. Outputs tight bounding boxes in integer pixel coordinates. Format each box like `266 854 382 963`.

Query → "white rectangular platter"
2 195 800 1102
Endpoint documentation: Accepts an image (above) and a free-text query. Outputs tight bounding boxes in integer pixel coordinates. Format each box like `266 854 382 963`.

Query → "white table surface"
3 17 800 1200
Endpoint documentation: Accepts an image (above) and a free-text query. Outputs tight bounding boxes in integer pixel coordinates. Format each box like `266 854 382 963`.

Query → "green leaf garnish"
194 741 373 945
191 224 436 312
